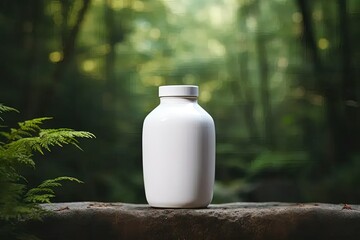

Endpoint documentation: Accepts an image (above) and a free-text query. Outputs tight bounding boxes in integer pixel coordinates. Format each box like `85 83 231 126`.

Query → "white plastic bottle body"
142 86 215 208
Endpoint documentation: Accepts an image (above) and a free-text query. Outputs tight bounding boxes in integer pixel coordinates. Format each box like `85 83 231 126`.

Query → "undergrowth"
0 104 95 239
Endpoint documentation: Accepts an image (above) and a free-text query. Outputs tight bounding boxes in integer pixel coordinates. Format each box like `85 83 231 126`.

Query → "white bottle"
142 85 215 208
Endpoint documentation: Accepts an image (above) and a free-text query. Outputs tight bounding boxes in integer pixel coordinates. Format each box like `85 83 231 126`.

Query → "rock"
26 202 360 240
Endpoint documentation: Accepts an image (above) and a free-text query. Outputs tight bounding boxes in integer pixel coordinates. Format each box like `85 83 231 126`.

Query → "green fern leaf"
0 104 19 114
0 104 94 238
25 194 55 203
5 117 52 141
40 176 84 186
25 176 83 203
25 188 55 196
38 129 95 151
0 103 19 122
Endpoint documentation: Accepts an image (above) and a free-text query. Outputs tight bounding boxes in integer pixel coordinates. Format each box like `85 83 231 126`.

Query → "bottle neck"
160 96 198 104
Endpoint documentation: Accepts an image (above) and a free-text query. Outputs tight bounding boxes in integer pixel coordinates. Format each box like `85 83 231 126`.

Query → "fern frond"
5 117 52 141
0 104 19 114
3 137 41 160
0 147 35 168
37 181 62 188
0 104 19 122
0 204 39 221
0 108 93 236
0 132 11 139
24 194 55 203
0 182 28 221
40 176 84 186
38 128 95 151
25 187 55 196
24 176 82 203
18 117 53 132
3 128 95 157
0 182 26 204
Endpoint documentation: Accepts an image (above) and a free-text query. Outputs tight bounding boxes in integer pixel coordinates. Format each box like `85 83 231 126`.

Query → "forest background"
0 0 359 203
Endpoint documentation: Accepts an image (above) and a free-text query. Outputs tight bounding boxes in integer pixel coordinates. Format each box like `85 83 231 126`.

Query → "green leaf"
0 106 93 233
249 150 309 174
25 176 83 203
0 104 19 114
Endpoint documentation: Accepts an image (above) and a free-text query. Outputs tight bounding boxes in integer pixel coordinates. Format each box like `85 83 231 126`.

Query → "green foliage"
0 0 359 204
249 151 310 176
0 104 94 238
24 177 83 204
0 104 19 122
303 155 360 202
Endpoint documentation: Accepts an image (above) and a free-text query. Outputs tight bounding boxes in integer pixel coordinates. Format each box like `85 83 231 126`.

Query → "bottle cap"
159 85 198 97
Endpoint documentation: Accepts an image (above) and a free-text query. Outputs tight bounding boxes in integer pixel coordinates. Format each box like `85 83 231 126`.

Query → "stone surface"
27 202 360 240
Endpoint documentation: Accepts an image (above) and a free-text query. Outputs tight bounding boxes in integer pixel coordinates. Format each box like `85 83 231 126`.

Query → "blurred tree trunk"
296 0 349 164
104 0 129 111
23 0 42 118
256 34 273 148
337 0 359 156
239 51 260 142
61 0 71 52
228 51 259 142
255 0 274 149
105 0 116 109
53 0 91 85
35 0 92 116
230 3 259 142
